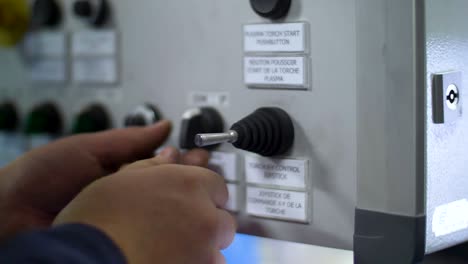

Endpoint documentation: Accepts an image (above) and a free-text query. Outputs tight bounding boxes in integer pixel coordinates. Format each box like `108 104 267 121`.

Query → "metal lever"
195 130 238 147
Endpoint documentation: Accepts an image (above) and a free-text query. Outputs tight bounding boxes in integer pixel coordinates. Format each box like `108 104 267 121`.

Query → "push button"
30 0 62 29
0 102 18 132
25 103 62 135
250 0 291 19
72 104 111 134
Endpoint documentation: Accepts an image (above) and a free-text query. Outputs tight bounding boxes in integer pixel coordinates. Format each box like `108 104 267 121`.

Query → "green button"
72 104 110 134
25 103 62 135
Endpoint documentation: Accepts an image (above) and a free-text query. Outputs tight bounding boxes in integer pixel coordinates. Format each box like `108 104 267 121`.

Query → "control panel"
1 0 468 263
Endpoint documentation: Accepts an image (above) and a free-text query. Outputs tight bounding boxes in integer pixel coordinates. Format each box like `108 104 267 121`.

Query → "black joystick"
195 107 294 157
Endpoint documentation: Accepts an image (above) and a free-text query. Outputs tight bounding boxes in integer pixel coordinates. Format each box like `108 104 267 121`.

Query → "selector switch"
0 102 19 132
73 0 110 27
180 107 224 150
25 103 62 135
124 104 162 127
30 0 62 29
250 0 291 19
195 107 294 157
72 104 111 134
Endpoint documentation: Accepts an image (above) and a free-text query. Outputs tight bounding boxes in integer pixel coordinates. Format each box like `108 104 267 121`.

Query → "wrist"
54 223 129 263
53 218 135 263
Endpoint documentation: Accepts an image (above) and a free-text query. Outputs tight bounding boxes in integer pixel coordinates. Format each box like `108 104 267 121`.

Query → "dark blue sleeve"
0 224 127 264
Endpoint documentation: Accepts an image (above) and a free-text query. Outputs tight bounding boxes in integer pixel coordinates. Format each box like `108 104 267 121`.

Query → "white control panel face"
0 0 357 251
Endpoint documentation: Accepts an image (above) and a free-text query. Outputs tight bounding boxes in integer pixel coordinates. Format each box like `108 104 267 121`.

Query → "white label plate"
29 58 67 83
244 56 308 88
0 133 26 167
23 32 67 57
189 92 230 107
72 30 117 56
432 199 468 237
208 152 238 182
73 57 118 84
245 156 308 189
247 187 308 222
226 183 239 212
244 23 307 53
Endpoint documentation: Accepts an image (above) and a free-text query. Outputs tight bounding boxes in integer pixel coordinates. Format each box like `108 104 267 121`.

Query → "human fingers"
120 146 180 171
215 209 236 250
213 251 227 264
72 120 172 171
152 165 228 208
180 148 211 167
120 147 210 171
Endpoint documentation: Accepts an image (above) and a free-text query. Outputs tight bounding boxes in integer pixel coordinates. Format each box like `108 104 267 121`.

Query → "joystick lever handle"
195 107 294 157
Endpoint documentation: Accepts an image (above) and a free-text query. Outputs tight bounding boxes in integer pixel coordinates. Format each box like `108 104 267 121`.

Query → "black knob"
73 0 110 27
31 0 62 28
180 107 224 149
231 107 294 156
250 0 291 19
0 102 19 132
72 104 111 134
25 103 62 135
124 104 162 127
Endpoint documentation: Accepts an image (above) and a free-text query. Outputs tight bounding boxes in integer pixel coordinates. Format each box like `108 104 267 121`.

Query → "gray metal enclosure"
425 0 468 255
1 0 468 263
357 1 468 262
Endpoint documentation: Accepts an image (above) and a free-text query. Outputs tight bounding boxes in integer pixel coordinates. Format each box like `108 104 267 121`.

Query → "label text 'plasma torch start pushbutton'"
244 23 308 53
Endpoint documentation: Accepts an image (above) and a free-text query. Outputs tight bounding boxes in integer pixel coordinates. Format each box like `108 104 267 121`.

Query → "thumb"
71 120 172 171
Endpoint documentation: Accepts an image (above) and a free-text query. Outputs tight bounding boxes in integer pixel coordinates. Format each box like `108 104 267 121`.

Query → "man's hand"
54 160 236 264
0 121 210 241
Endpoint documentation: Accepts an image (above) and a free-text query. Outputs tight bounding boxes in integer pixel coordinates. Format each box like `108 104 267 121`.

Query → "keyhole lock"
432 71 463 124
446 84 460 110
